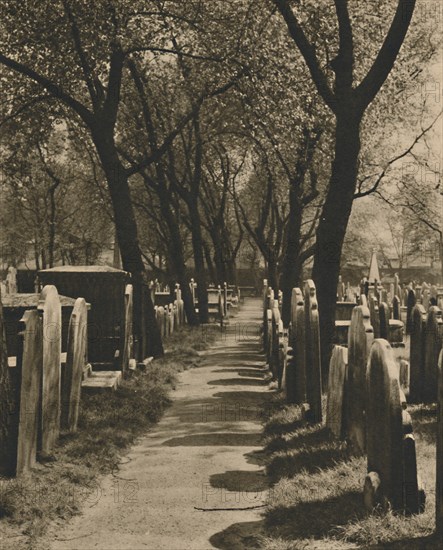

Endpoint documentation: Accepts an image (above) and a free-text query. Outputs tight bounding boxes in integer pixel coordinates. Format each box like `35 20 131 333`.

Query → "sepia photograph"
0 1 442 549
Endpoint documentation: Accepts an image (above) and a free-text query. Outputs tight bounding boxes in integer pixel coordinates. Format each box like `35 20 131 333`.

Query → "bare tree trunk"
312 115 361 380
92 129 163 358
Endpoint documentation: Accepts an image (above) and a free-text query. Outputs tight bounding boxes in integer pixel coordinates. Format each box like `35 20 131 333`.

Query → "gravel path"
48 298 273 550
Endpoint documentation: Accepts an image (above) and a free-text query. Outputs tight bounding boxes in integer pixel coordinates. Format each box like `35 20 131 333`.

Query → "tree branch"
273 0 336 111
355 0 417 110
0 53 93 125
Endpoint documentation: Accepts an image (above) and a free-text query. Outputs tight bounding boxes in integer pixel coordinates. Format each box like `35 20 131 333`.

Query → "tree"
273 0 424 375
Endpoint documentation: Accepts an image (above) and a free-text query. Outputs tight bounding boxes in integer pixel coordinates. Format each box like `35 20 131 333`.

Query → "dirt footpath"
47 298 273 550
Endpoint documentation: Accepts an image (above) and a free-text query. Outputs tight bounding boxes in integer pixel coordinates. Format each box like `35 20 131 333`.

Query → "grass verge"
260 397 439 550
0 325 218 550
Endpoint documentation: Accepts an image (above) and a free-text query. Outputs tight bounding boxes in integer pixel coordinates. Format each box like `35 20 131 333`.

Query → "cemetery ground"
0 325 217 550
260 400 438 549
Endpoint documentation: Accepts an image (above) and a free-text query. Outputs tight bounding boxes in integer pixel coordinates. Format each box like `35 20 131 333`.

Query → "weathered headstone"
156 306 165 338
369 294 380 339
399 359 409 393
304 280 322 423
61 298 87 433
122 285 133 375
271 299 281 380
286 288 306 404
365 339 410 512
394 274 400 300
393 295 401 320
423 306 443 403
431 285 438 305
38 285 62 454
346 305 373 455
6 266 17 294
337 275 344 301
410 304 426 403
326 345 348 439
422 289 430 311
379 302 390 340
16 310 43 475
406 289 417 335
360 294 368 308
266 308 272 366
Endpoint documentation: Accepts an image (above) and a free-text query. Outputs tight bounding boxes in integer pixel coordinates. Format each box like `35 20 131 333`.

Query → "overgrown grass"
260 397 439 549
0 325 218 549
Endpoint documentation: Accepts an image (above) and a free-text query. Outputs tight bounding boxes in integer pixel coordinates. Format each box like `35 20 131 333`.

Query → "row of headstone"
6 285 87 476
285 280 322 423
337 275 357 303
326 334 424 514
409 303 443 403
367 293 404 344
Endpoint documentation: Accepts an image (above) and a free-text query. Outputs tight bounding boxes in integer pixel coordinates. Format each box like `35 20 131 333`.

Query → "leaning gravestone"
409 304 426 403
406 289 417 335
304 280 322 423
365 339 423 514
61 298 87 433
287 288 306 404
346 305 373 455
16 310 43 475
326 345 348 439
379 302 390 340
437 349 443 536
423 306 443 403
38 285 62 455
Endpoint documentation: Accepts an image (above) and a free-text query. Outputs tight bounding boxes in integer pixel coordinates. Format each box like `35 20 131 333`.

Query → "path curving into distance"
48 298 273 550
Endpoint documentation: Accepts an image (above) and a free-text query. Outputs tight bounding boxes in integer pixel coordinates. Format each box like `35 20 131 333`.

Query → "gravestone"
406 289 417 335
326 345 348 439
304 280 322 423
266 309 272 366
369 294 380 339
365 339 418 513
38 285 62 455
379 302 390 340
437 349 443 536
271 299 281 380
381 289 388 305
61 298 87 433
347 305 374 455
16 310 43 475
399 360 409 393
156 306 165 338
287 288 306 404
423 306 443 403
337 275 345 301
394 274 400 300
360 294 368 308
122 285 133 375
393 296 400 320
6 266 17 294
410 304 426 403
422 289 430 311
